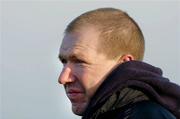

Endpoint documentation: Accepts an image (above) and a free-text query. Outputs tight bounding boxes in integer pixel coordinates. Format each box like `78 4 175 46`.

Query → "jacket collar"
83 61 180 118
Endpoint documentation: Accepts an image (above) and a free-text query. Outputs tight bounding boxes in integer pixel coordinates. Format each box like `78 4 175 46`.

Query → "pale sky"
1 1 180 119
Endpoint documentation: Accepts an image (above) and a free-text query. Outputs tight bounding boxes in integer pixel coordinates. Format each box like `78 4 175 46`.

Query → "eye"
75 59 85 63
61 58 67 64
72 57 87 64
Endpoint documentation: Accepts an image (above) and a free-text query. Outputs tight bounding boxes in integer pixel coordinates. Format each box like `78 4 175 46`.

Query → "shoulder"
131 101 176 119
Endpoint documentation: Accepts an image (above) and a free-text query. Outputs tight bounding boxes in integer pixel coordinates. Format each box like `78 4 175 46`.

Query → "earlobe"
118 54 134 63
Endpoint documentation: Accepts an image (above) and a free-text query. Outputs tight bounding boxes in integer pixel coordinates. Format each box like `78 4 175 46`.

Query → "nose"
58 65 75 85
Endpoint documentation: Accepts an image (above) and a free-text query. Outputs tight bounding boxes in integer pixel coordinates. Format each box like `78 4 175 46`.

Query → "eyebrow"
58 53 84 62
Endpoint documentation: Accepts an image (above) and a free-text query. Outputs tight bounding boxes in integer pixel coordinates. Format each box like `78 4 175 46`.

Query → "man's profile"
58 8 180 119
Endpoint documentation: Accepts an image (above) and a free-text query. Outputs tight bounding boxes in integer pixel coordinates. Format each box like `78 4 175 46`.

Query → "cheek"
73 66 91 87
73 65 108 98
73 66 96 94
84 66 111 94
79 68 104 97
73 65 87 81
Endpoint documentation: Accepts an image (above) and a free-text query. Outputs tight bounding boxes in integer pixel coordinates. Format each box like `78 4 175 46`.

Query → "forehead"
60 27 100 58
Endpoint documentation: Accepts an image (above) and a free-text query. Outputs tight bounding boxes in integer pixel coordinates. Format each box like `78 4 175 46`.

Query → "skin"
58 26 134 115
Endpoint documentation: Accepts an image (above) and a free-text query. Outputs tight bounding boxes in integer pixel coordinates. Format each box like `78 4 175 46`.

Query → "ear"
118 54 135 63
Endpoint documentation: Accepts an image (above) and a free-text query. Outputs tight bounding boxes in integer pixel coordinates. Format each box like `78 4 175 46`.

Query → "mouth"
66 89 84 102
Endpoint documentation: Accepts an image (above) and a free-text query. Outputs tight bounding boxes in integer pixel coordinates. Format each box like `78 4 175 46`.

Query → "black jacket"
82 61 180 119
94 100 176 119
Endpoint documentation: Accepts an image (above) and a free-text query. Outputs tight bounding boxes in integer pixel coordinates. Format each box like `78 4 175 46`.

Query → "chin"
72 110 83 116
71 103 87 116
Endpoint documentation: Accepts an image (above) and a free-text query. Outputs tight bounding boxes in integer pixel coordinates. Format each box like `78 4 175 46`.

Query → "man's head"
65 8 145 60
58 8 144 115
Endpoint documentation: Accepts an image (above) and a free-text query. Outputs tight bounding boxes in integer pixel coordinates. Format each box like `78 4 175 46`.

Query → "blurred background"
1 0 180 119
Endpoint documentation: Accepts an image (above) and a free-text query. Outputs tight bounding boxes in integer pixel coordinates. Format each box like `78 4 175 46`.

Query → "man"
58 8 180 119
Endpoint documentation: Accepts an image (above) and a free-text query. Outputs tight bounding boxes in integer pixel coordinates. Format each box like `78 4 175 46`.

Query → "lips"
67 89 83 94
66 89 84 102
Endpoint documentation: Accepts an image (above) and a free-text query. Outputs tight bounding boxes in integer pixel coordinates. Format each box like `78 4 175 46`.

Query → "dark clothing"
82 61 180 119
132 101 176 119
95 100 176 119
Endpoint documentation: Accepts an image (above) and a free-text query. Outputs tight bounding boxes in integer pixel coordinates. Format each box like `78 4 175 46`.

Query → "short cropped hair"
65 8 145 60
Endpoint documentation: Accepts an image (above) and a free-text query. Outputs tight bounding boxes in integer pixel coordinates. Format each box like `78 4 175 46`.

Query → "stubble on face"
64 81 89 115
59 26 119 116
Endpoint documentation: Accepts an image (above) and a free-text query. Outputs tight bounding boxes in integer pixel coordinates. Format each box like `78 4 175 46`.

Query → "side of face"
58 27 119 115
